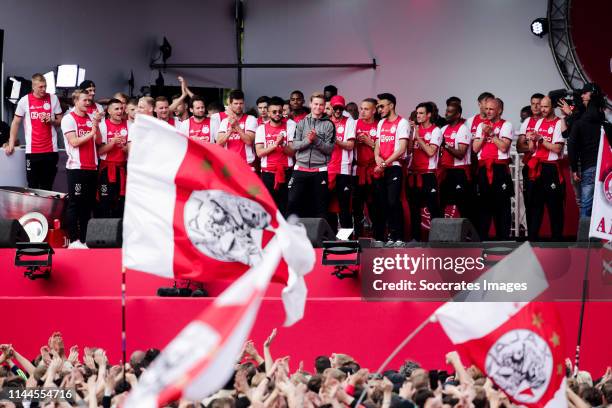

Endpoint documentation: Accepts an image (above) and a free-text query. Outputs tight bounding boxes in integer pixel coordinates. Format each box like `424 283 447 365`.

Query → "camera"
548 88 580 108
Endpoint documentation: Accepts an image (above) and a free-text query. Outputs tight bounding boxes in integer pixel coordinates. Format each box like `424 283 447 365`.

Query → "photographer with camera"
567 83 607 217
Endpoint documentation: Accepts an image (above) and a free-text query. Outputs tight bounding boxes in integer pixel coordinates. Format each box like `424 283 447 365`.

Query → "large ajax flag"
589 127 612 241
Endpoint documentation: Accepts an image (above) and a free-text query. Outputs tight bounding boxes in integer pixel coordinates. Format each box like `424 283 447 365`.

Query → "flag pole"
574 238 592 373
121 266 127 384
355 314 432 406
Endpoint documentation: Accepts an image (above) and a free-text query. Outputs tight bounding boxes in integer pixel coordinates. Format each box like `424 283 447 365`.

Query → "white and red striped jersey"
160 116 181 128
329 117 356 175
209 112 226 142
411 124 442 171
355 119 378 167
98 119 128 162
180 117 215 143
519 116 540 136
533 117 564 161
15 93 62 154
255 119 296 171
87 102 104 115
440 122 471 168
475 120 515 160
465 114 486 138
376 116 409 166
60 112 98 170
218 114 258 164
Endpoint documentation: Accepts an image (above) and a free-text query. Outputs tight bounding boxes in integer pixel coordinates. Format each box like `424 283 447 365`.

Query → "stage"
1 247 609 375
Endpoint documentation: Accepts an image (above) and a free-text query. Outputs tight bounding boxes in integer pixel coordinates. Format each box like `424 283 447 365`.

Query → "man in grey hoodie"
287 92 336 218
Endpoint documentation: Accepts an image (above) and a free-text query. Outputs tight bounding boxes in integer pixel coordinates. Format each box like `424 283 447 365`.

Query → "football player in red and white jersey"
516 93 544 236
256 96 269 126
472 97 515 240
126 98 138 130
179 96 217 143
216 90 258 170
328 95 356 230
407 102 443 241
352 98 379 237
78 80 105 115
154 96 181 128
5 73 63 190
373 93 409 242
97 99 129 218
525 96 566 241
137 96 154 117
169 76 193 122
465 92 494 178
289 90 310 123
439 102 472 220
255 96 295 216
60 89 102 246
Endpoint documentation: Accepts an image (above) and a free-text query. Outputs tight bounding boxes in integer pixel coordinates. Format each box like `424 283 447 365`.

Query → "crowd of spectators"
1 331 610 408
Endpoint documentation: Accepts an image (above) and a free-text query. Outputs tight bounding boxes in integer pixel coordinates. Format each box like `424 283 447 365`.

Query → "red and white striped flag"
122 114 315 325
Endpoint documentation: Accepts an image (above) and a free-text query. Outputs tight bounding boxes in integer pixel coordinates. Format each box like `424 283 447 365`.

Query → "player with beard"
216 90 258 170
5 73 63 190
473 98 515 240
328 95 356 231
439 102 472 219
97 99 129 218
526 96 566 241
352 98 379 237
517 93 544 236
407 102 443 241
255 96 296 216
60 89 102 247
289 90 310 123
179 96 216 143
373 93 409 243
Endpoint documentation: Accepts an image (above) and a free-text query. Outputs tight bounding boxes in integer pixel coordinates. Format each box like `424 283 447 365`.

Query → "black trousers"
406 172 441 241
25 152 58 190
439 168 471 219
261 169 292 217
522 165 533 237
287 170 329 219
96 164 126 219
372 166 404 241
352 176 375 238
475 164 514 240
527 164 565 241
327 174 353 231
66 169 98 242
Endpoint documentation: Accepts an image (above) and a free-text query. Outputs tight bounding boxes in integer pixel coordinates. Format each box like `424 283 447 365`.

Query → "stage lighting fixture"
14 242 54 280
77 68 86 86
322 240 361 279
56 64 79 88
160 37 172 64
531 18 548 37
6 76 31 104
43 71 56 95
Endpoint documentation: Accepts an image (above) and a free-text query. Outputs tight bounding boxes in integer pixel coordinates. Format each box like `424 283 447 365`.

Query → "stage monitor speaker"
577 217 592 242
86 218 122 248
429 218 480 243
0 218 29 248
299 218 335 248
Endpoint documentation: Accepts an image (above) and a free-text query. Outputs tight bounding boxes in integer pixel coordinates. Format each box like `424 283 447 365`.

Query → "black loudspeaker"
577 217 591 242
429 218 480 243
0 219 29 248
86 218 122 248
299 218 335 248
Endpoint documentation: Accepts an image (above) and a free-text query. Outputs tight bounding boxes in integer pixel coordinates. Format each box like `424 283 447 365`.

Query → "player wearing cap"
407 102 443 241
216 90 258 170
60 89 102 247
373 93 409 243
525 96 566 241
255 96 295 216
97 99 129 218
439 102 472 220
328 95 356 230
179 96 217 143
517 93 544 235
473 97 515 240
352 98 379 237
5 73 63 190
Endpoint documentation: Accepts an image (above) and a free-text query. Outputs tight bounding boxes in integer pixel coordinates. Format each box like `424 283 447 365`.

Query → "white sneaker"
68 240 88 249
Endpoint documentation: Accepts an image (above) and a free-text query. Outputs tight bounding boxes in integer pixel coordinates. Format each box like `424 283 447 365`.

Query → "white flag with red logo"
122 114 315 325
589 128 612 240
435 302 567 407
124 238 284 408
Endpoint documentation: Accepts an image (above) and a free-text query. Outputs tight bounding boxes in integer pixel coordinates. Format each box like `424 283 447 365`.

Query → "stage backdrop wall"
242 0 566 124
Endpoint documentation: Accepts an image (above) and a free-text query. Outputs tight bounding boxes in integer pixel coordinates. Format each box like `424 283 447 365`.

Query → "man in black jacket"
568 83 606 217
